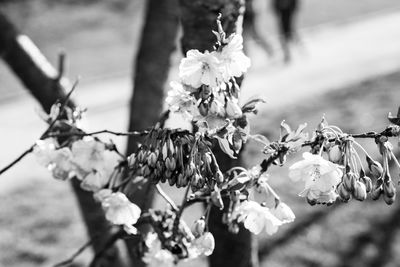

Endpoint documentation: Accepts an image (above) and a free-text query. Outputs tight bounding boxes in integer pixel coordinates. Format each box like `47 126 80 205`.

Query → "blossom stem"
389 150 400 172
155 184 179 211
328 125 344 133
53 226 105 267
204 203 212 232
352 140 374 160
351 146 365 174
265 183 281 207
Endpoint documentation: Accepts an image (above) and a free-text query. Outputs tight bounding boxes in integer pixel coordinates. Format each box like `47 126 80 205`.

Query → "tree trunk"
179 1 259 266
0 11 124 267
125 0 179 265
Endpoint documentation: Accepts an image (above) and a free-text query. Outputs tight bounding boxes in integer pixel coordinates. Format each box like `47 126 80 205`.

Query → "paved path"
242 10 400 109
2 10 400 194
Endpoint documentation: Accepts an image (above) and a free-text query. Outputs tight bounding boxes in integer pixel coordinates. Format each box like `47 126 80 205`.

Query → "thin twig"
46 129 149 138
156 184 179 211
0 81 79 177
41 79 79 139
89 229 125 267
0 145 34 175
53 234 97 267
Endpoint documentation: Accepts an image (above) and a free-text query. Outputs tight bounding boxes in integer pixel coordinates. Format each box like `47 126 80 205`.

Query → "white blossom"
93 188 112 202
80 171 109 192
80 150 119 191
270 202 295 224
289 152 343 204
225 97 243 119
165 81 199 120
47 147 75 180
33 138 59 166
101 192 141 228
71 138 106 173
218 34 251 80
179 50 222 88
143 232 175 267
233 201 282 235
189 232 215 257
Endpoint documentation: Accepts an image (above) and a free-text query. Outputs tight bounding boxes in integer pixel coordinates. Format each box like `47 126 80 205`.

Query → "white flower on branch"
225 97 243 119
270 202 295 223
165 81 199 120
143 232 175 267
233 200 283 235
100 192 141 231
218 34 251 80
80 171 110 192
289 152 343 204
47 147 75 180
71 138 107 173
179 50 222 88
33 138 59 166
188 231 215 257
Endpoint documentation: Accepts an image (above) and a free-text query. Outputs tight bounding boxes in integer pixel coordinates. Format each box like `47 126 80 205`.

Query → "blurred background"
1 0 400 266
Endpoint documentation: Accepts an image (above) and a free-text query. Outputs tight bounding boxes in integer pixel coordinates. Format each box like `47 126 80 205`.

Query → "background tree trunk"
124 0 179 265
179 1 259 267
0 11 125 267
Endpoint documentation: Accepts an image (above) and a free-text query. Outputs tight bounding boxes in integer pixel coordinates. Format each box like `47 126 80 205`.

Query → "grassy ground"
1 70 400 266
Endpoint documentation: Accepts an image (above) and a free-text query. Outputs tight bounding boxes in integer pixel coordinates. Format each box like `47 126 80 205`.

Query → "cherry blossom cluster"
2 16 400 267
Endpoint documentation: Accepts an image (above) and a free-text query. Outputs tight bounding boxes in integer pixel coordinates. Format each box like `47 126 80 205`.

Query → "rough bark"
0 11 124 267
125 0 179 265
179 1 259 266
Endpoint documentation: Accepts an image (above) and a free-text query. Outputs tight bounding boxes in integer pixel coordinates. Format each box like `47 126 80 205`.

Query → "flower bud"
147 152 158 168
137 149 146 163
200 85 211 100
307 197 317 206
196 232 215 256
192 218 206 237
215 170 224 184
176 173 185 188
209 100 225 116
338 183 351 202
343 171 356 192
383 180 396 198
211 187 224 210
360 176 373 193
185 163 195 177
168 174 177 186
162 143 168 160
165 156 176 171
228 223 240 234
225 98 242 118
141 165 151 177
127 153 136 167
232 131 243 153
328 145 342 163
353 181 367 201
198 102 209 117
366 156 384 178
164 169 172 179
371 187 383 200
384 193 395 205
317 116 328 131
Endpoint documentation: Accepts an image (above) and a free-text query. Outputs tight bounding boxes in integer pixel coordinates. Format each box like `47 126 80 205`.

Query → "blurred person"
272 0 300 63
243 0 274 56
